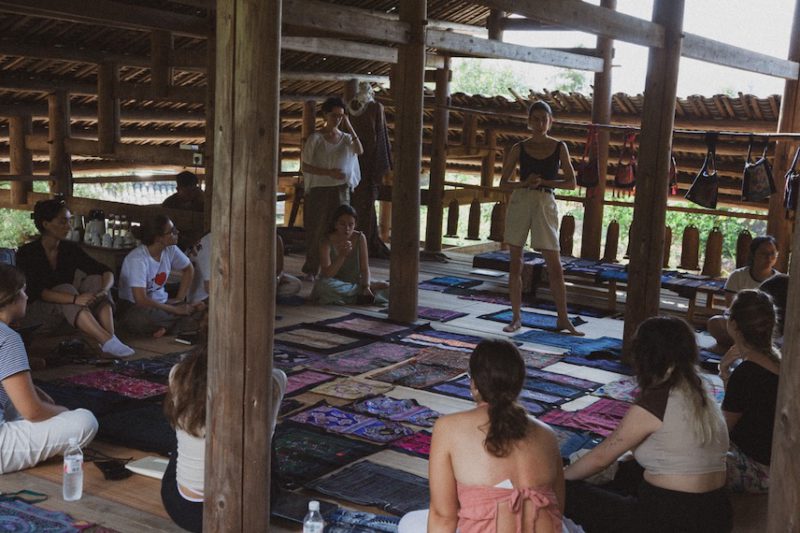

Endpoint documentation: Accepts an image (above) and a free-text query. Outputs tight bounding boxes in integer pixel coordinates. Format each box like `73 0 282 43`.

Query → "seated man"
162 171 204 212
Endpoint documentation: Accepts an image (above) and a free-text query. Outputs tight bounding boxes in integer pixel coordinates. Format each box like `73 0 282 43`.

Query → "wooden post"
203 17 215 234
481 128 497 197
622 0 684 356
767 0 800 273
487 9 505 41
97 63 120 155
424 56 450 253
48 90 71 197
205 0 279 530
151 30 173 97
388 0 426 323
9 115 33 205
580 0 615 260
461 113 478 151
301 100 317 144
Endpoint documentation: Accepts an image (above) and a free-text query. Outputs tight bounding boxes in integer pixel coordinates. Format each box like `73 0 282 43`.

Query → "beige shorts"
503 188 559 251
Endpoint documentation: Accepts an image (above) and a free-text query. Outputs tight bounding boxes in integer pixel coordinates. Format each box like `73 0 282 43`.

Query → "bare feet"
556 321 585 336
503 319 522 333
152 327 167 338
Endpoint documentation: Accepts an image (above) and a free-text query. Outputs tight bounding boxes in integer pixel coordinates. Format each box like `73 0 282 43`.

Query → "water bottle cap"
308 500 320 512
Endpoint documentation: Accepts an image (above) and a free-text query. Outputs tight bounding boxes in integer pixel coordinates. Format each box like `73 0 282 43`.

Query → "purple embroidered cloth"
414 346 471 371
316 313 415 339
60 370 167 399
540 398 631 437
351 395 440 427
525 367 601 391
390 430 432 458
285 370 338 395
371 361 464 389
289 402 414 444
306 342 420 375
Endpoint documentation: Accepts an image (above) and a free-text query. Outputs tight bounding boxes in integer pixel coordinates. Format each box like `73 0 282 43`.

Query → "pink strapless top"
456 481 562 533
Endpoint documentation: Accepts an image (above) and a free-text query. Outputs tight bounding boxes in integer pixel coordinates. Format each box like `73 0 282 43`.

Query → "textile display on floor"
273 423 381 489
551 424 602 458
540 398 631 437
306 342 420 375
479 309 587 331
285 369 338 396
428 379 550 415
324 509 400 533
306 460 430 515
34 380 132 417
520 349 563 369
97 403 177 455
370 361 464 389
381 306 468 322
59 370 168 399
389 430 432 459
421 276 483 289
315 313 416 339
273 342 328 370
399 326 487 351
350 395 440 427
288 402 414 444
413 346 471 371
525 367 601 391
274 325 372 353
0 499 100 532
310 378 394 400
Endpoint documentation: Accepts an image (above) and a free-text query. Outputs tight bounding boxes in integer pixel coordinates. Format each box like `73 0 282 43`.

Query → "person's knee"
67 408 99 445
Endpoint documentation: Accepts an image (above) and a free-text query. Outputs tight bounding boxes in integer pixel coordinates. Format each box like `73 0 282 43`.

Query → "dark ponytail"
470 339 530 457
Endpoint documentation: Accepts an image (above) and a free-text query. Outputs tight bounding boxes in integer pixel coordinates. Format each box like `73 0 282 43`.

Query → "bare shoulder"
529 418 559 447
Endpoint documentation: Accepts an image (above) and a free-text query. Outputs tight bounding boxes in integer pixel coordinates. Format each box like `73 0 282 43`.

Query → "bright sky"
502 0 794 98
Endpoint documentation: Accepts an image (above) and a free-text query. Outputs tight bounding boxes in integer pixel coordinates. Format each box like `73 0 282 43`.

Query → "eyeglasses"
162 226 179 236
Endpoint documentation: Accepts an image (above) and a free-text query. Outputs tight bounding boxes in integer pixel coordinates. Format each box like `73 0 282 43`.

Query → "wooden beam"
0 0 209 37
581 0 616 261
478 0 664 48
389 0 425 323
682 34 800 80
203 20 216 234
500 17 563 31
25 135 197 166
481 128 497 196
205 0 278 530
282 0 408 44
425 57 451 253
48 91 71 197
426 29 604 72
623 0 684 356
281 71 390 84
97 63 120 155
9 115 33 205
282 36 397 64
487 9 506 41
151 31 174 97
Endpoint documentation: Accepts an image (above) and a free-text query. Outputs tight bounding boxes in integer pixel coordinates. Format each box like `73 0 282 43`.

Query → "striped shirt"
0 322 30 424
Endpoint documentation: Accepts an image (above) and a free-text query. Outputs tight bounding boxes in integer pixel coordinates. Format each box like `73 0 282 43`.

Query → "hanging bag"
577 126 600 188
685 132 719 209
741 137 775 202
783 146 800 215
614 132 637 189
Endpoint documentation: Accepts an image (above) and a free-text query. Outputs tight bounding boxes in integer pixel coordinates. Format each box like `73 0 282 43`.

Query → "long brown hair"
469 339 530 457
729 289 781 365
164 346 207 437
0 264 26 309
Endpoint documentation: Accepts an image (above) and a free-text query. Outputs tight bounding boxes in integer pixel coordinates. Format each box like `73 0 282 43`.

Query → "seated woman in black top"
722 289 780 493
16 199 134 358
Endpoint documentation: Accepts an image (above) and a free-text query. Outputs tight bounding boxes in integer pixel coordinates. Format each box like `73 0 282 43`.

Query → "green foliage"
549 70 589 93
0 208 36 249
450 58 531 97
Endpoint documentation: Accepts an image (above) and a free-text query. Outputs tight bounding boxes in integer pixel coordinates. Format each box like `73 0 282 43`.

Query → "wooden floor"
6 247 765 532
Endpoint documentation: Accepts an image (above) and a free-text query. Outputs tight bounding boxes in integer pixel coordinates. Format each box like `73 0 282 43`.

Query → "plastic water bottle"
62 437 84 501
302 500 324 533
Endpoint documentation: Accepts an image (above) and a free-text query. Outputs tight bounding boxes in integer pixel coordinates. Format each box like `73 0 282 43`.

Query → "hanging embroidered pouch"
614 132 637 189
741 138 775 202
685 132 719 208
577 126 600 188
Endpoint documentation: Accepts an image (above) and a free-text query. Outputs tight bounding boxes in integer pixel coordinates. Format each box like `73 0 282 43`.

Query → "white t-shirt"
187 233 212 304
724 266 775 294
301 131 361 191
119 244 191 304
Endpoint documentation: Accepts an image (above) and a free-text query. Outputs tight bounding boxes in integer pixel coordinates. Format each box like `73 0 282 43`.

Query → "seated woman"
707 236 778 353
16 198 134 357
0 264 98 474
311 205 387 305
399 339 565 533
118 215 204 338
720 290 780 493
160 345 286 533
564 316 731 533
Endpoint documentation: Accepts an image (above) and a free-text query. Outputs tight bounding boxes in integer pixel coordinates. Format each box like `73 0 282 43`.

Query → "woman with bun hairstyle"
399 339 565 533
118 214 203 338
16 198 134 357
0 264 98 474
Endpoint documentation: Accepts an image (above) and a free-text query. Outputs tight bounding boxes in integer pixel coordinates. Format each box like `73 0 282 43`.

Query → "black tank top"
519 141 563 181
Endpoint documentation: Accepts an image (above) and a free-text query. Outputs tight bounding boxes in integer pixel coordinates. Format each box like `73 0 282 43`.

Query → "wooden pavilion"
0 0 798 531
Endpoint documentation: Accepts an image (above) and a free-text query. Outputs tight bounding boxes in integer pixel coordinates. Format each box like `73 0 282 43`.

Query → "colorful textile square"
307 461 430 516
351 395 440 427
390 430 432 458
113 351 187 379
307 342 420 375
383 306 468 322
288 402 414 444
34 380 130 417
414 346 471 371
541 398 631 437
562 350 633 376
448 375 566 406
423 276 483 289
513 330 615 352
524 378 585 399
273 423 381 489
60 370 167 399
324 509 400 533
400 326 486 351
285 369 337 395
310 378 394 400
0 499 96 531
593 376 639 403
371 361 464 389
316 313 415 339
274 342 328 370
550 424 601 458
520 350 563 369
525 367 601 391
479 309 587 331
275 325 371 353
428 379 551 414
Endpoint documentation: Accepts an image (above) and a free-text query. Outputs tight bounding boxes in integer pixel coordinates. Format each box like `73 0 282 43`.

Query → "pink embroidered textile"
61 370 167 399
456 482 562 533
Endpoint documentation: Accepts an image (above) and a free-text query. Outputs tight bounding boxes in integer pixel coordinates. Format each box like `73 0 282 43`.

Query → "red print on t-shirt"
154 272 168 286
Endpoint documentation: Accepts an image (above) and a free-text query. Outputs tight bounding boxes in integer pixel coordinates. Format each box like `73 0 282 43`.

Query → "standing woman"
564 316 731 533
16 198 134 357
300 96 363 279
721 290 780 493
118 215 202 338
499 101 582 335
0 264 98 474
